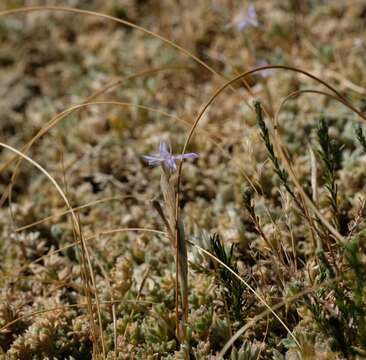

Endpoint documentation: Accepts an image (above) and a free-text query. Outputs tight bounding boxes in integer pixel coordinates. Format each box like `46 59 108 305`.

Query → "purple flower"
143 141 199 171
256 60 273 78
236 3 259 31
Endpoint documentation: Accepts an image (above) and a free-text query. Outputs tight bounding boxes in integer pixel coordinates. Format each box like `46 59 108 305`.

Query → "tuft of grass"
356 124 366 154
316 117 343 230
308 235 366 358
255 100 294 198
210 234 249 323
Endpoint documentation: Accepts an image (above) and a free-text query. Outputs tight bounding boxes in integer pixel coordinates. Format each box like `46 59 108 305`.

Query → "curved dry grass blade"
0 142 102 354
176 64 365 182
0 66 190 177
309 145 318 205
77 217 106 357
15 195 126 232
0 6 224 84
83 65 193 102
0 6 257 214
178 64 364 164
0 67 194 213
90 248 115 357
0 100 253 211
0 304 83 334
324 69 366 95
0 6 258 115
0 143 78 229
272 88 366 244
0 102 139 208
176 218 188 342
6 241 79 278
84 227 166 243
15 194 152 232
176 65 366 247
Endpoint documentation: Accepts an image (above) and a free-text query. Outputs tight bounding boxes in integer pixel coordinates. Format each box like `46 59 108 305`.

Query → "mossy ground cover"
0 1 366 359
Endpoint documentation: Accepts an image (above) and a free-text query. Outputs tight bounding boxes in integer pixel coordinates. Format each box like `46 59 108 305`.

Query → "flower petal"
247 4 257 20
159 141 170 157
164 157 177 171
174 152 199 160
143 155 163 166
237 3 258 31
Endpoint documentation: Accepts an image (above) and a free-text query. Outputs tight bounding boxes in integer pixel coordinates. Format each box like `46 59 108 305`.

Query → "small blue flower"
236 3 259 31
256 60 273 78
143 141 199 171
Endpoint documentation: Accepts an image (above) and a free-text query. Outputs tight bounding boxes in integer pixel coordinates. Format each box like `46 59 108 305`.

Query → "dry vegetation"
0 1 366 359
